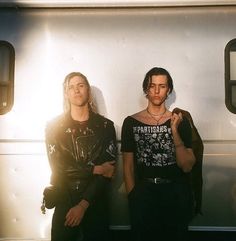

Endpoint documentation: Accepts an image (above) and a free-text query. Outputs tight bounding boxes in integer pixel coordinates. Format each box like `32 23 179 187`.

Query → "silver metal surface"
0 6 236 140
1 5 236 240
1 0 236 8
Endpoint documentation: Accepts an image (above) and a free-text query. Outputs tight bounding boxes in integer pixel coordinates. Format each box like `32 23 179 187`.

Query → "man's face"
65 75 90 108
146 75 170 106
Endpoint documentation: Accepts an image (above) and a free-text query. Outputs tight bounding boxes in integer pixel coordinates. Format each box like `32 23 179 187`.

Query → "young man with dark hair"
121 67 195 241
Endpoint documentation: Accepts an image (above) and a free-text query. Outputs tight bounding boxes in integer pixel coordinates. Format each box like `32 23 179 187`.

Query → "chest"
132 124 174 152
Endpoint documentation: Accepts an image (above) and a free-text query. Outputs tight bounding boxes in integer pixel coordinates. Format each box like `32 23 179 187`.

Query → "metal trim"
1 0 236 8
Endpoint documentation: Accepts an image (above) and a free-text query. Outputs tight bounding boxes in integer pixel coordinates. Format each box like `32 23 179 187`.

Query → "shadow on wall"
91 85 108 117
166 89 176 110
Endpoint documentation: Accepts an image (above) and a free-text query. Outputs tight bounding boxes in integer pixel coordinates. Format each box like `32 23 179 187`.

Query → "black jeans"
128 179 193 241
51 188 110 241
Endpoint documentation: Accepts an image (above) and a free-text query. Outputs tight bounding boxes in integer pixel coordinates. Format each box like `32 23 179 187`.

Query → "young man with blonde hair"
45 72 117 241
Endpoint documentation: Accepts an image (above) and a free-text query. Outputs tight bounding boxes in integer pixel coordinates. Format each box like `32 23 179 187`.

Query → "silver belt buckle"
154 177 161 184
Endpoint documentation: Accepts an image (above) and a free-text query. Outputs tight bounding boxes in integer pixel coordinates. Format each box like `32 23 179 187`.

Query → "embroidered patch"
48 144 56 155
106 140 117 158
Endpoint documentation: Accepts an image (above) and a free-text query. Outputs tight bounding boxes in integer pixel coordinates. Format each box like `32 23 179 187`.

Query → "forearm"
124 169 135 194
123 152 135 194
172 128 196 172
82 175 110 203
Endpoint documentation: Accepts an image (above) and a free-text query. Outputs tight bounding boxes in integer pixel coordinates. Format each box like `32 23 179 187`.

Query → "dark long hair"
142 67 173 96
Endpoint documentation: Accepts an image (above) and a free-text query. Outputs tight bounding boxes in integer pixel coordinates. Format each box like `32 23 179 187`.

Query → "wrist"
78 200 89 210
175 142 184 148
93 165 103 175
171 127 178 133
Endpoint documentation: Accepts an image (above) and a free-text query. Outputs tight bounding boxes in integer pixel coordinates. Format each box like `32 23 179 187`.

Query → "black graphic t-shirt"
121 116 192 179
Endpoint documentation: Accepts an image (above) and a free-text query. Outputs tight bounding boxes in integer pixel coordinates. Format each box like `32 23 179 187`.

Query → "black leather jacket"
45 111 117 203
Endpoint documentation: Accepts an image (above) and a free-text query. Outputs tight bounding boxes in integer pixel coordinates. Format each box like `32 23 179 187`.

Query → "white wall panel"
1 5 236 239
0 7 236 140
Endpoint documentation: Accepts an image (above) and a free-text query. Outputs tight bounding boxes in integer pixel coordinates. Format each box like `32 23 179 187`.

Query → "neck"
70 104 90 122
147 105 166 116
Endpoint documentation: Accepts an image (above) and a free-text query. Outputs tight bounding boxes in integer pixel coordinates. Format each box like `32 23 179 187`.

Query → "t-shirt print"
133 124 176 167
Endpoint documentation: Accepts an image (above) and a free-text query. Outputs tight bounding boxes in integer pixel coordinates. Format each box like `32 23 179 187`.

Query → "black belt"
144 177 172 184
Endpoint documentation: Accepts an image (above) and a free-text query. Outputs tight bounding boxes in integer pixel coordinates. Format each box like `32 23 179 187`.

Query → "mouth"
74 94 81 97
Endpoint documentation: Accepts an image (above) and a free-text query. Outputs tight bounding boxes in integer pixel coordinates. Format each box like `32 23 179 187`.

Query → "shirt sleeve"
45 121 62 185
120 116 135 152
82 120 117 203
178 116 192 148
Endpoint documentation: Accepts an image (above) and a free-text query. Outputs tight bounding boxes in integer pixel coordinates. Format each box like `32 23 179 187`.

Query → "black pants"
51 188 110 241
128 180 193 241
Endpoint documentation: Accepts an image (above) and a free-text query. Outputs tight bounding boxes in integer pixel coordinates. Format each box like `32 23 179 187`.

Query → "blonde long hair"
63 72 96 113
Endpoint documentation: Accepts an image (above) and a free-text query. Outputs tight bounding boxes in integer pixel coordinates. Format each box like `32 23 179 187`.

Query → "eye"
160 84 167 88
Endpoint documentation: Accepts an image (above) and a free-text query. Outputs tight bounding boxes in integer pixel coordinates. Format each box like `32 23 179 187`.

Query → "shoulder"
131 110 146 119
122 114 140 129
91 112 114 128
45 113 67 135
122 109 146 125
123 109 147 124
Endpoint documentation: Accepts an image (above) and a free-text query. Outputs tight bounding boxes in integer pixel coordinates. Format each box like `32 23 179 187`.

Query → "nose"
73 85 79 93
154 86 160 93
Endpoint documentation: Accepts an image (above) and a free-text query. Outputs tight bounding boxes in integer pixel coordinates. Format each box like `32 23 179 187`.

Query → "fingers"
65 217 81 227
171 112 183 129
172 112 183 121
65 216 81 227
64 206 84 227
101 161 115 167
98 161 116 178
65 210 74 226
103 161 115 174
178 112 183 121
